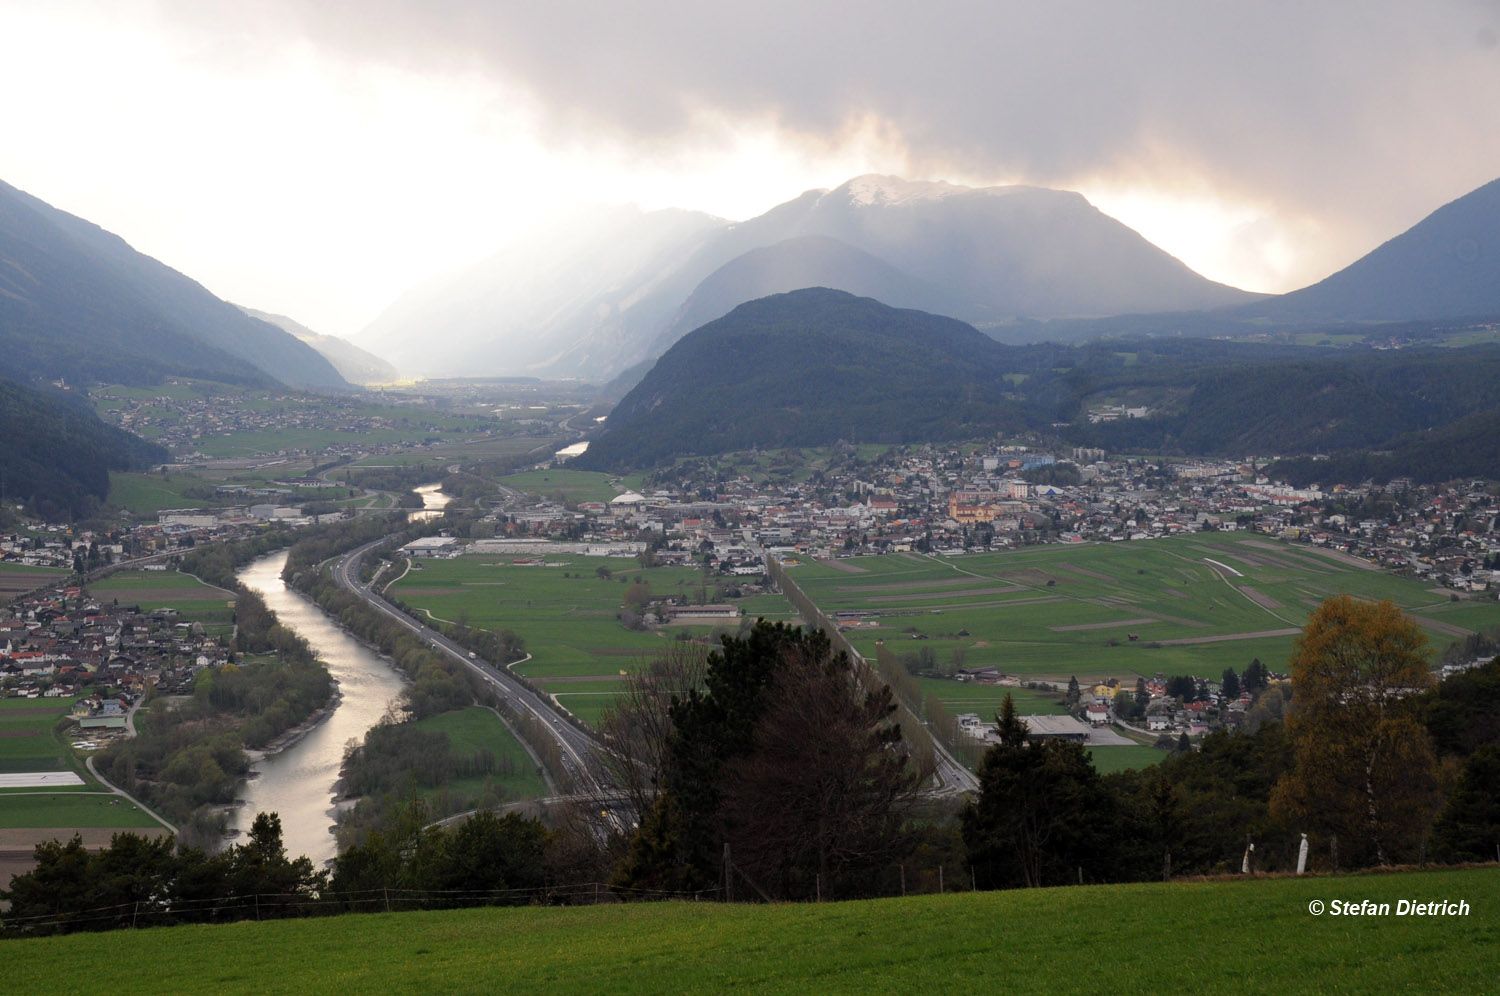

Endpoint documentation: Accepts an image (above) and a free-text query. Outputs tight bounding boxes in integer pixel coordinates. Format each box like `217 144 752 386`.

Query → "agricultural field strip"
1405 615 1477 639
0 772 85 788
864 586 1026 603
1153 628 1305 646
1049 618 1159 632
834 577 1015 593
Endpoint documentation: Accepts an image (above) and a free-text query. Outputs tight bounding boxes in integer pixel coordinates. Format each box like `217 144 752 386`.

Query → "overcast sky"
5 0 1500 337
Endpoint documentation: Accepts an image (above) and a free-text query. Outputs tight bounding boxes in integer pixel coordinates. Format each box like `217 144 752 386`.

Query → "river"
231 552 407 867
408 482 452 521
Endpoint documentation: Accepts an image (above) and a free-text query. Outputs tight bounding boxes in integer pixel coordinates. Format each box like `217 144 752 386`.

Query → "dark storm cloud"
169 0 1500 266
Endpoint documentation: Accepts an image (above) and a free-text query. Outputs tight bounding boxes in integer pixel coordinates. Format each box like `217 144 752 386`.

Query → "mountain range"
239 306 398 385
355 175 1259 382
578 287 1500 483
0 179 348 390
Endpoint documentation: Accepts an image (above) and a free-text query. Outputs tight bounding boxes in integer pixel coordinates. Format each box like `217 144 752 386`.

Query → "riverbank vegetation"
333 707 548 849
92 584 332 844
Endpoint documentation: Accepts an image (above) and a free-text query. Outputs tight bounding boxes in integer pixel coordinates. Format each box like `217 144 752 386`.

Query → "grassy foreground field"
2 867 1494 994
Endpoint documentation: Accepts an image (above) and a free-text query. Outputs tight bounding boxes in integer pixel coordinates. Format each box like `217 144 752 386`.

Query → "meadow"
0 792 163 829
0 698 92 779
386 555 734 719
1 866 1494 995
790 532 1500 683
497 468 644 504
411 706 550 803
90 568 238 633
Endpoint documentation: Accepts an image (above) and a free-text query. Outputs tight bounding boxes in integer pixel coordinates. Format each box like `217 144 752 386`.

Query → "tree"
1243 658 1269 693
1270 596 1440 867
1134 677 1150 712
717 648 925 900
226 812 326 916
1431 744 1500 863
595 643 711 823
1066 675 1081 706
963 693 1115 889
612 620 923 900
1165 675 1196 701
1221 667 1241 701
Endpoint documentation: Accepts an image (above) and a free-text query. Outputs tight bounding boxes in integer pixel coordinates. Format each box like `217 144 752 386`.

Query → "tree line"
17 591 1499 936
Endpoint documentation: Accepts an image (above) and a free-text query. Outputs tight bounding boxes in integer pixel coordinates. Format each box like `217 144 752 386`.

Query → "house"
1085 703 1110 726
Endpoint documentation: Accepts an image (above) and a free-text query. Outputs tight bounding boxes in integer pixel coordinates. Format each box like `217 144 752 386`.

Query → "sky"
4 0 1500 338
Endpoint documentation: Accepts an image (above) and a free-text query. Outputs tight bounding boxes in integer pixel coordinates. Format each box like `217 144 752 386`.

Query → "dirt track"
816 559 869 573
1154 628 1302 646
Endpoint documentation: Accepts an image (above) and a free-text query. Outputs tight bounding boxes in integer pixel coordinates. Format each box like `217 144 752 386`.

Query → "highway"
330 532 978 806
329 537 610 793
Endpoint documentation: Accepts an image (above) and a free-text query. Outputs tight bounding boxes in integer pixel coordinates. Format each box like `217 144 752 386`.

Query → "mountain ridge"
0 179 349 390
355 174 1260 381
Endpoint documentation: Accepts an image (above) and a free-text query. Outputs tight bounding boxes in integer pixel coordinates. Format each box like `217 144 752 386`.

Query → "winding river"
231 552 406 866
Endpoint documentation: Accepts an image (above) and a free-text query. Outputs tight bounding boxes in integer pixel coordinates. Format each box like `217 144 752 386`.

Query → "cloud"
14 0 1500 328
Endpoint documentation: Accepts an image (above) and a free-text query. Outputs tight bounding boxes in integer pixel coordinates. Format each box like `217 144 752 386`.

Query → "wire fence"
1 855 990 936
0 881 731 935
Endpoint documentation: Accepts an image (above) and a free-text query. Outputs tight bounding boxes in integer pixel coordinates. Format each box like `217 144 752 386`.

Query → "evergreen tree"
1431 744 1500 862
1243 658 1269 692
1221 668 1241 701
963 693 1115 889
612 620 921 900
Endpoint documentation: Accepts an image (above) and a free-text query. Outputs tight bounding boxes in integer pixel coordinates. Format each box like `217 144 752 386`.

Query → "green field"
0 698 92 777
498 469 644 504
348 434 561 469
387 554 740 718
789 533 1500 682
915 676 1067 719
0 792 163 829
2 866 1494 994
0 698 151 835
412 707 549 803
90 568 237 630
